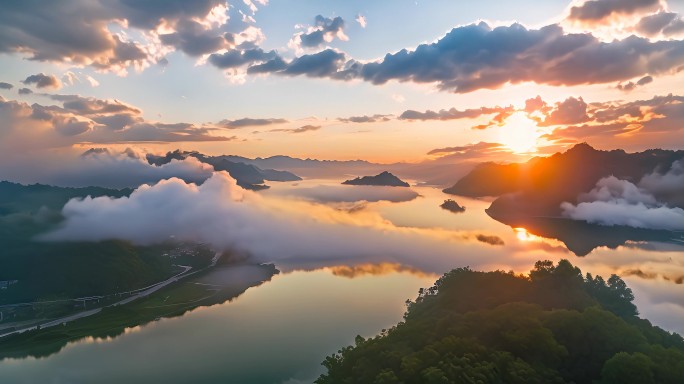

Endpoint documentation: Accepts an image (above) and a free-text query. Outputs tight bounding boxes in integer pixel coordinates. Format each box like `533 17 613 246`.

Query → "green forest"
0 181 213 304
317 260 684 384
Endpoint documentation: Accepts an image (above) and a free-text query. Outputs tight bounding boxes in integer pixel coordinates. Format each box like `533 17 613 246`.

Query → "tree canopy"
316 260 684 384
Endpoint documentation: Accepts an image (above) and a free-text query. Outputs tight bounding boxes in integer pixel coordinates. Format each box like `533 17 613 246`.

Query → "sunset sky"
3 0 684 166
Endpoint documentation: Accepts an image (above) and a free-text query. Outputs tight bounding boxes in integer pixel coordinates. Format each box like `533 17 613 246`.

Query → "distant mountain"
443 143 684 255
445 143 684 218
342 171 410 187
0 181 131 215
146 150 301 190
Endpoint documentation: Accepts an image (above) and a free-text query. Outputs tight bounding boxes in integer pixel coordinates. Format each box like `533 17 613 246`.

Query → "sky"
2 0 684 165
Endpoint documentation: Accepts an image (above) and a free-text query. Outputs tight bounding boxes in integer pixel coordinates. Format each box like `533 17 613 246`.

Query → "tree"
601 352 655 384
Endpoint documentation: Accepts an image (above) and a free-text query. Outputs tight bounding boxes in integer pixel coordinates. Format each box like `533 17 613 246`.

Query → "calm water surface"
1 181 682 383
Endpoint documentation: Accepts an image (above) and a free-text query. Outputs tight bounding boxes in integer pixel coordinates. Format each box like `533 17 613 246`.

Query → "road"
0 265 194 338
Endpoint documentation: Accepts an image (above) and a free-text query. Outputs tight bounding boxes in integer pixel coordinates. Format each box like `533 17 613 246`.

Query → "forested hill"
0 181 131 215
444 143 684 218
317 260 684 384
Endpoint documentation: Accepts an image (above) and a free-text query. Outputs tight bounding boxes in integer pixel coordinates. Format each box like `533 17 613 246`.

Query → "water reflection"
0 270 434 384
1 180 683 382
0 264 278 361
491 216 684 256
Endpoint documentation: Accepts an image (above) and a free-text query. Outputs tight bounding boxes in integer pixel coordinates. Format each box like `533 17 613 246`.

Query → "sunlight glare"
498 112 541 154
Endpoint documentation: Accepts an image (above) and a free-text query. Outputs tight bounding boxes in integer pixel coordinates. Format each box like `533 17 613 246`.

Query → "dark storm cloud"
220 118 288 128
22 73 61 89
567 0 660 22
0 82 13 90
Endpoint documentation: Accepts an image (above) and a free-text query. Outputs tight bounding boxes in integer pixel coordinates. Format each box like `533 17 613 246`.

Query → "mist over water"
2 180 682 383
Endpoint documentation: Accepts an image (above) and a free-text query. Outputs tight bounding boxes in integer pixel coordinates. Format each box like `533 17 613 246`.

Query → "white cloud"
42 172 501 273
356 14 367 28
561 174 684 231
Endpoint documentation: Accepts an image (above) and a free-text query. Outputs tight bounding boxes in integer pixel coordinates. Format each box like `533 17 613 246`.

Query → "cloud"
272 184 419 203
561 175 684 231
281 49 348 77
524 96 551 114
221 117 288 128
544 93 684 145
246 49 359 80
616 75 653 92
159 18 231 57
0 96 235 155
475 234 505 246
208 48 279 69
635 11 684 36
271 125 321 134
359 21 684 93
540 97 590 126
399 105 514 122
0 82 13 90
567 0 661 22
290 15 348 50
231 20 684 93
22 73 62 89
622 269 684 284
639 160 684 206
338 114 391 123
356 14 367 29
427 142 505 156
17 88 32 95
328 263 429 279
0 1 233 71
84 75 100 87
0 146 215 189
49 94 141 116
55 149 215 188
40 172 503 273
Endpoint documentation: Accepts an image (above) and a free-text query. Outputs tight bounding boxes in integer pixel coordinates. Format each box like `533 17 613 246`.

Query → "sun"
514 227 539 242
498 112 541 154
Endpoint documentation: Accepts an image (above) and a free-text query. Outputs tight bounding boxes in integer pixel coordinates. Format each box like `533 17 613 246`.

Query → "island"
316 260 684 384
440 199 465 213
342 171 410 187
